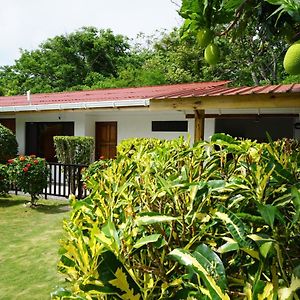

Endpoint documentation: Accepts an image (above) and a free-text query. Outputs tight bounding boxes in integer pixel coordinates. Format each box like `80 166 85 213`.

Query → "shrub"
53 135 300 299
0 124 18 164
0 164 9 195
54 136 95 195
7 155 49 205
53 136 95 165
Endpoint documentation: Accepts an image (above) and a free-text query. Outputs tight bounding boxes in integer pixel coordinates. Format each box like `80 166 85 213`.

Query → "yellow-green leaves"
133 234 162 249
279 275 300 300
135 212 177 226
109 268 141 300
55 135 300 299
168 248 230 300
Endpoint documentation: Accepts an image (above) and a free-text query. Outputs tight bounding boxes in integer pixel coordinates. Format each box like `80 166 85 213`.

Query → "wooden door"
95 122 117 159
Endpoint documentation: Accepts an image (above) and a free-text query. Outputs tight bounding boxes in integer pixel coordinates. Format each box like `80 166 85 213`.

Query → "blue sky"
0 0 182 66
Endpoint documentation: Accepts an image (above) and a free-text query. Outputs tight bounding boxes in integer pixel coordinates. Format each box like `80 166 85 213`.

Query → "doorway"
95 122 117 159
25 122 74 161
0 119 16 133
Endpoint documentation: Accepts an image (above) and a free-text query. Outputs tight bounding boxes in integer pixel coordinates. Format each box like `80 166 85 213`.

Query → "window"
152 121 188 132
25 122 74 161
215 117 294 142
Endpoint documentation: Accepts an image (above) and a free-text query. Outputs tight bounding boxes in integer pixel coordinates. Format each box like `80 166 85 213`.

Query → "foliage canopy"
1 23 299 96
179 0 300 74
53 135 300 299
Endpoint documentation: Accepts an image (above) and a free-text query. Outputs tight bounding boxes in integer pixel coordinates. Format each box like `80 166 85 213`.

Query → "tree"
143 28 286 86
0 27 131 95
179 0 300 75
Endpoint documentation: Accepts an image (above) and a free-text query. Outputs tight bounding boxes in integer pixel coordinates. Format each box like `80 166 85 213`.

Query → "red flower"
7 159 14 164
19 156 26 161
26 163 31 168
99 156 105 160
33 160 39 165
23 167 29 172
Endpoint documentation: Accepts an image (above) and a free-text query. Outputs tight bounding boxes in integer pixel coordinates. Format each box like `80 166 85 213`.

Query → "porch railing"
46 162 88 199
11 162 89 199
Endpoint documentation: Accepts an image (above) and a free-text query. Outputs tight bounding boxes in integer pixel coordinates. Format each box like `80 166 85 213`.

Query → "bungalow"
0 81 299 161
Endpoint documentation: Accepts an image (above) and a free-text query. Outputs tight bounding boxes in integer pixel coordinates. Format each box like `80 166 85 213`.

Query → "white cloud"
0 0 182 66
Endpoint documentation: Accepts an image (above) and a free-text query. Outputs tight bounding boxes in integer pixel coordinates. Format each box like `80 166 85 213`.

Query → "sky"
0 0 182 67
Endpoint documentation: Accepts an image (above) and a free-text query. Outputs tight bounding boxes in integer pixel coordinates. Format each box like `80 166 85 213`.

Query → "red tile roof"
0 81 299 112
152 83 300 99
0 81 229 107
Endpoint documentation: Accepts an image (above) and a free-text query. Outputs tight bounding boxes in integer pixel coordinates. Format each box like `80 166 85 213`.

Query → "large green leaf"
217 237 239 254
133 234 162 249
272 160 296 184
210 133 237 144
193 244 228 290
89 251 141 298
96 219 121 254
248 234 275 259
168 248 230 300
257 203 283 229
135 212 176 226
215 206 258 258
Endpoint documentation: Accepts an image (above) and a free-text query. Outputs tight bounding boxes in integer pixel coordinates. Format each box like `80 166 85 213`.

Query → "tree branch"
170 0 180 8
219 0 250 36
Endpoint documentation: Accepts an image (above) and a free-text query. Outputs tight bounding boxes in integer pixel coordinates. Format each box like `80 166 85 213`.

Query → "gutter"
0 99 150 113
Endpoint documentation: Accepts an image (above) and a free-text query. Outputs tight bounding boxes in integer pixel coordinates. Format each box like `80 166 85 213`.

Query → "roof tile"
0 82 300 111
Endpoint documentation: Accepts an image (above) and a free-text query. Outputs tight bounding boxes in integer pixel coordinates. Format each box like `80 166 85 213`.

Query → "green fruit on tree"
196 28 213 48
283 40 300 75
204 43 220 65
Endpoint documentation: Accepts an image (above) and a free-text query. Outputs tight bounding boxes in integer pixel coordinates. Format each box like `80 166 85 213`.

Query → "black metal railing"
46 162 88 199
11 162 88 199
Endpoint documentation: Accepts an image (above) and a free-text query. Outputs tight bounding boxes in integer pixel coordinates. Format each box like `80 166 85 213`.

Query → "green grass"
0 194 70 300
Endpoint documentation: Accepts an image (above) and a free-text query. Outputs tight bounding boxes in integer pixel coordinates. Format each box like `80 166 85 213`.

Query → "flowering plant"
7 155 49 205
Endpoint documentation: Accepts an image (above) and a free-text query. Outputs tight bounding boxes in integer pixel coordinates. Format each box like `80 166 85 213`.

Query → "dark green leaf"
193 244 228 290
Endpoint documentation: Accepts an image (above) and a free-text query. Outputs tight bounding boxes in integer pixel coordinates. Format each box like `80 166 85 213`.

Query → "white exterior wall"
15 111 89 154
11 109 200 154
3 107 298 155
87 110 193 143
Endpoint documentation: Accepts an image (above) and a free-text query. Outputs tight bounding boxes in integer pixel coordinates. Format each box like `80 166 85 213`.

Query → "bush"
53 135 300 299
7 155 49 205
0 124 18 164
53 136 95 165
0 164 9 195
53 136 95 195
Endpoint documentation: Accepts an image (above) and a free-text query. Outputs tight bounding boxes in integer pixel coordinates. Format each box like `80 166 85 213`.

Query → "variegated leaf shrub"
52 135 300 299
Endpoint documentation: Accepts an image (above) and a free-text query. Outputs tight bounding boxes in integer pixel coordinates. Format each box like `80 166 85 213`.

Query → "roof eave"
150 93 300 111
0 99 150 113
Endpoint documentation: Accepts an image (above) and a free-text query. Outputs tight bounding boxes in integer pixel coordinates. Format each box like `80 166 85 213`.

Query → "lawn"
0 194 70 300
